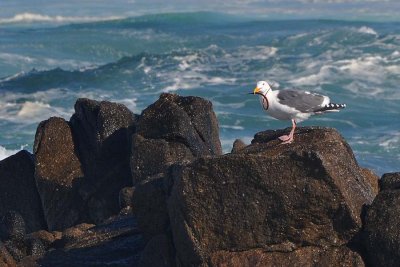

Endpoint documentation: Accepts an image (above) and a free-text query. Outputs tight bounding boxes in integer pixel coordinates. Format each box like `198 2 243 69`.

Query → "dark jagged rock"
136 93 222 158
167 127 375 266
0 241 16 267
0 151 46 234
210 246 364 267
361 168 379 196
34 117 86 231
0 211 25 241
138 234 174 267
70 98 138 223
37 215 145 267
131 93 221 184
59 223 96 247
379 172 400 191
4 239 26 262
133 176 170 241
4 95 397 266
130 94 222 245
25 230 62 250
34 98 138 230
26 239 46 258
119 187 135 210
231 139 246 153
363 186 400 266
131 134 194 184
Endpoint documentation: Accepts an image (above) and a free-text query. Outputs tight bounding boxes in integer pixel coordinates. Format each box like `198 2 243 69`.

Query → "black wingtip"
314 103 346 112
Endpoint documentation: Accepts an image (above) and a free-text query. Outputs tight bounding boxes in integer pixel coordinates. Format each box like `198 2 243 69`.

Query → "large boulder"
34 117 86 231
70 98 137 223
0 242 16 267
379 172 400 191
167 127 375 266
210 246 364 267
131 93 222 242
131 134 194 184
363 172 400 267
0 151 46 234
131 93 222 184
0 211 26 241
37 215 145 267
136 93 222 159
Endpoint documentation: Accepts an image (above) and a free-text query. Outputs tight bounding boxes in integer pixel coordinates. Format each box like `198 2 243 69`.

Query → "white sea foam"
0 53 35 63
220 125 245 130
212 101 246 109
357 26 378 36
289 49 400 99
235 46 278 60
0 89 74 124
0 13 122 25
0 146 20 161
289 65 332 86
116 98 138 113
0 52 98 72
378 132 400 151
0 71 27 83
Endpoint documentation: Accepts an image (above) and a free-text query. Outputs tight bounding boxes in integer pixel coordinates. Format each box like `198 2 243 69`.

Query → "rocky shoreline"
0 93 398 267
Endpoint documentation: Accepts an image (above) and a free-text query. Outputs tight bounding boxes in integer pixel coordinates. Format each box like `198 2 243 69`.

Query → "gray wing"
276 90 328 113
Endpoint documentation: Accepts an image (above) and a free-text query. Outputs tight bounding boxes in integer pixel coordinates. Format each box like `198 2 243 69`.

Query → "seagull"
252 80 346 144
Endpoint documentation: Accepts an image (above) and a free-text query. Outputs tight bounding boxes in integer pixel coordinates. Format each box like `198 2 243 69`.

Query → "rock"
37 215 145 267
119 187 135 209
379 172 400 191
17 256 40 267
360 168 379 195
231 139 246 153
0 241 16 267
0 211 25 241
60 223 95 244
130 94 222 243
131 134 194 183
26 239 46 257
363 188 400 266
26 230 62 250
167 127 375 266
209 246 364 267
4 239 26 262
133 176 170 240
138 234 174 267
34 117 86 231
70 98 137 223
136 93 222 158
0 150 46 234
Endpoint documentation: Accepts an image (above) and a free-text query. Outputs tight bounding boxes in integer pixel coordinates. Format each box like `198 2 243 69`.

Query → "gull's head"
253 80 271 95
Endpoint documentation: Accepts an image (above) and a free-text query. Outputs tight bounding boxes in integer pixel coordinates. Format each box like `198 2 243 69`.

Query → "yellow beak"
253 87 260 94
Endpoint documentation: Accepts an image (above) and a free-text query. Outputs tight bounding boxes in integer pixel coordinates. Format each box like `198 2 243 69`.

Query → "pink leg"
278 119 297 144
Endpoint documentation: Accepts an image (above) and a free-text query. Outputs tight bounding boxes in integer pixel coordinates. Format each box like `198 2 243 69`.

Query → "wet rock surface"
379 172 400 191
34 117 86 231
363 174 400 267
210 246 364 267
0 151 46 234
167 127 375 266
37 215 144 267
0 95 398 266
70 98 137 223
0 211 26 242
136 93 222 158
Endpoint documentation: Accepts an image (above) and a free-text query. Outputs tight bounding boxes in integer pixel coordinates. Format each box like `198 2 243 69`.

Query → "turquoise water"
0 12 399 175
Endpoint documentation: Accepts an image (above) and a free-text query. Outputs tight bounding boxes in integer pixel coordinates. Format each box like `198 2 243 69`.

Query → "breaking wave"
0 12 122 25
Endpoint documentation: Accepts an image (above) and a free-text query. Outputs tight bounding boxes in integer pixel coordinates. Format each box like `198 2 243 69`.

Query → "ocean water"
0 12 399 175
